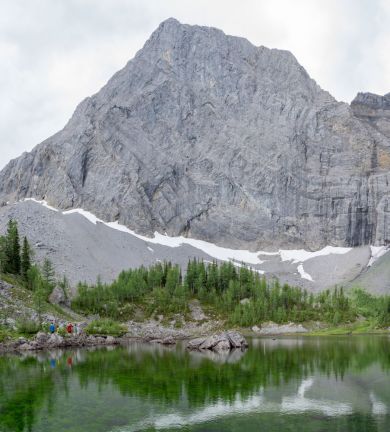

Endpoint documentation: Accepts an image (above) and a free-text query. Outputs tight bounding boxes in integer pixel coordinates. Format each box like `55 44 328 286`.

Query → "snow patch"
62 208 103 224
23 198 59 212
297 264 313 282
231 261 265 275
368 246 388 267
16 200 363 281
98 219 266 265
280 246 352 263
147 246 154 253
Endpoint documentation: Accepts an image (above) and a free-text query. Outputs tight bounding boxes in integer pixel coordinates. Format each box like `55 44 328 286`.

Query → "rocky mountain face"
1 18 390 250
351 92 390 138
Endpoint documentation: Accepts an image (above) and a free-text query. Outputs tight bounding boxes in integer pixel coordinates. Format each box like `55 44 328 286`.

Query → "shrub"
0 326 12 342
16 318 40 335
85 319 126 337
57 326 67 337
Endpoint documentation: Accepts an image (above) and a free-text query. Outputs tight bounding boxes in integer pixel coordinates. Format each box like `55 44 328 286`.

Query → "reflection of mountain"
0 337 389 431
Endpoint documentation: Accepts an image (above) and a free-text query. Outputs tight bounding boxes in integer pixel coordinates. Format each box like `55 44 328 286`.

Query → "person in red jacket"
66 322 73 334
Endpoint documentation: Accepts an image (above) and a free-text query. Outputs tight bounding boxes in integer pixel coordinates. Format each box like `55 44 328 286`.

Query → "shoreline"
1 327 388 355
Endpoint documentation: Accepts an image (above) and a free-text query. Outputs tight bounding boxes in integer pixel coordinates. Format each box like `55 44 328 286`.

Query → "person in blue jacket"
49 322 56 334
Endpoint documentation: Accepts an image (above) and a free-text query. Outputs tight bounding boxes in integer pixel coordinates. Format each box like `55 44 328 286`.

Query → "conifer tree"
4 219 21 275
41 258 56 295
21 236 31 279
0 235 6 273
58 275 70 301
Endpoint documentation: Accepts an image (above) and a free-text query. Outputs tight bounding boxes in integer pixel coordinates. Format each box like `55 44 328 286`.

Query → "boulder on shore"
187 331 248 352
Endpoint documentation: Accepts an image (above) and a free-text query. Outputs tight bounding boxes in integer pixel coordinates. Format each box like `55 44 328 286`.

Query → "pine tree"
21 236 31 280
4 220 21 274
41 258 55 295
58 275 70 301
0 235 6 273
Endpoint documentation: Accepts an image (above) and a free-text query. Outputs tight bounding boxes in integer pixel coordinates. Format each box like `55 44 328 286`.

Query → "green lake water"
0 335 389 431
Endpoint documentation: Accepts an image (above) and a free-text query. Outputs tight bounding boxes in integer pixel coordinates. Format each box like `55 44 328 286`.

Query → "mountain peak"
158 17 182 28
0 20 389 250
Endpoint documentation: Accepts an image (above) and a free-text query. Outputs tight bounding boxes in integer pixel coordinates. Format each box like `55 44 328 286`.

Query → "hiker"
74 323 80 335
66 322 73 334
49 322 56 334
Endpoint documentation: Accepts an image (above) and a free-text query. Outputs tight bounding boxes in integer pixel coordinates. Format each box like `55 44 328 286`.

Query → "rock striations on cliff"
1 18 390 250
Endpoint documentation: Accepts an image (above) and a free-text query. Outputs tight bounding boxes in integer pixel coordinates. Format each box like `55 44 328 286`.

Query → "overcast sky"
1 0 389 169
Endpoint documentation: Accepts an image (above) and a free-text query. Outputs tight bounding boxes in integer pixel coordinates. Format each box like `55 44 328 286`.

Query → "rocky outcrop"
252 322 308 335
1 18 390 249
8 332 120 352
351 92 390 139
187 331 248 352
125 318 221 340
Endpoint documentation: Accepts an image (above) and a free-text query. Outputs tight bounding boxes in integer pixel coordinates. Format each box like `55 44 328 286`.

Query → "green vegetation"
351 287 390 327
85 319 126 337
0 326 14 342
71 259 390 328
2 221 390 338
0 220 58 303
2 220 21 275
16 318 41 335
0 221 79 339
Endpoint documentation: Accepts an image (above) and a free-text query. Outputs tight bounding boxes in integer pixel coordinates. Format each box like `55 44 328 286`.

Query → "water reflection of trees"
75 337 390 406
0 356 55 432
0 336 389 431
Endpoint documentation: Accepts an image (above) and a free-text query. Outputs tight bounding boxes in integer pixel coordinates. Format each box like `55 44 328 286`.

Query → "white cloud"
0 0 389 169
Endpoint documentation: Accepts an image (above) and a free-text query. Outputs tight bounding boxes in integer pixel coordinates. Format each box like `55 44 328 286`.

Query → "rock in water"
213 339 231 352
199 334 227 350
0 18 390 249
187 331 248 351
186 337 206 350
226 331 249 348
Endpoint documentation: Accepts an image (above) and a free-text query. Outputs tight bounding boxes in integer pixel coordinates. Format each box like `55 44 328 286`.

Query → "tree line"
71 259 390 327
0 219 68 322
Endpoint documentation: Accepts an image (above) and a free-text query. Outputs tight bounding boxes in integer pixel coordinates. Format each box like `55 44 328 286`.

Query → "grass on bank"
308 319 389 336
85 319 126 337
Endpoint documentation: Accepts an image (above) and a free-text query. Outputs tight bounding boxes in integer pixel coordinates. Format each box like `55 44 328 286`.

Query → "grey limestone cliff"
351 92 390 138
1 18 390 250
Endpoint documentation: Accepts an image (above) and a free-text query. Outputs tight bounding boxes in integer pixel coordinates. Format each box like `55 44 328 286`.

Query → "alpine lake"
0 335 389 432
